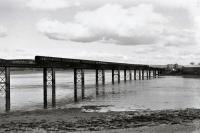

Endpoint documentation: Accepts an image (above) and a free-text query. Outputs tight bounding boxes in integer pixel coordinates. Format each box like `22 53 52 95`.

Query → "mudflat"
1 107 200 132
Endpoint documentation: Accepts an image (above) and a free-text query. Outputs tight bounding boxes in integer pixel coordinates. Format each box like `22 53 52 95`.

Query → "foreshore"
1 107 200 132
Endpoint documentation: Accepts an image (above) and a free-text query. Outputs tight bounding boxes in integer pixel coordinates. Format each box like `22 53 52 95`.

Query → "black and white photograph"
1 0 200 132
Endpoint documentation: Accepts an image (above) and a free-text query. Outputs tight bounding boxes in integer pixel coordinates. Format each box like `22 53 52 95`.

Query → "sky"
0 0 200 65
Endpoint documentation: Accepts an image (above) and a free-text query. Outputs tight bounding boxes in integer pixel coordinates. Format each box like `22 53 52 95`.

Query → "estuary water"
1 70 200 113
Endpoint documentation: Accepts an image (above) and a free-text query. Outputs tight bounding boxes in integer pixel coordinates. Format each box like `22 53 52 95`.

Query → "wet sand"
73 123 200 133
1 107 200 132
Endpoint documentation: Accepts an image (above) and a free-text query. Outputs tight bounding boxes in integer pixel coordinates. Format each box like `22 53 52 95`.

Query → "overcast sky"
0 0 200 65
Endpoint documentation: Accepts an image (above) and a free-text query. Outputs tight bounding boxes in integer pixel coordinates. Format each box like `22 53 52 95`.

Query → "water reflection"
1 71 200 112
75 76 200 112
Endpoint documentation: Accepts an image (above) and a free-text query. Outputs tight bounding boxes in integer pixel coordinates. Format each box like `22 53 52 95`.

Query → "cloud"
37 19 91 40
37 4 170 44
0 25 7 37
26 0 79 10
37 3 195 46
160 28 195 46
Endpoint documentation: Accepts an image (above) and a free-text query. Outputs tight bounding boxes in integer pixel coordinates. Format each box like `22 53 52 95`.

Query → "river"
1 70 200 113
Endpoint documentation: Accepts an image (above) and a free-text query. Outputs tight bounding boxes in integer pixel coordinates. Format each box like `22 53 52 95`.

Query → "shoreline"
1 107 200 132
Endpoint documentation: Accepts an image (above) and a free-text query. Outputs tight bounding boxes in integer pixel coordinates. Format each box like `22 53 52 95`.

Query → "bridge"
0 56 163 112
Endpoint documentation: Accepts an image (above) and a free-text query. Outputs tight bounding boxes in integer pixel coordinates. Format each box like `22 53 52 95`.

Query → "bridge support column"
155 69 158 77
134 69 136 80
139 69 141 80
142 69 144 80
5 67 10 112
159 69 163 76
118 70 120 83
43 68 47 109
81 69 85 99
146 70 148 79
156 69 158 77
0 67 10 112
149 69 151 79
124 69 127 82
96 70 98 86
158 69 161 76
95 70 99 96
156 69 159 77
96 69 105 95
153 69 156 78
112 69 120 84
74 68 85 102
43 68 56 109
153 70 155 77
112 69 114 84
102 70 105 85
52 68 56 107
129 70 132 80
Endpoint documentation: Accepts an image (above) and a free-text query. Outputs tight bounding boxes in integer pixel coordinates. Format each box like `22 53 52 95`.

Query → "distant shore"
1 107 200 132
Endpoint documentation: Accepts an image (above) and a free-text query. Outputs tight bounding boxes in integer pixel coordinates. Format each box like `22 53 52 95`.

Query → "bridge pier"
129 70 132 80
74 69 77 102
155 69 157 78
118 70 120 83
43 68 56 109
156 69 159 77
139 69 141 80
52 68 56 107
0 67 10 112
74 68 85 102
153 69 156 78
134 69 136 80
156 69 158 77
96 69 105 95
102 70 105 85
81 69 85 99
124 69 127 82
142 69 144 80
153 69 155 78
112 69 114 84
112 69 120 84
43 68 47 109
146 69 149 79
5 67 10 112
148 69 151 79
95 70 98 95
158 69 161 76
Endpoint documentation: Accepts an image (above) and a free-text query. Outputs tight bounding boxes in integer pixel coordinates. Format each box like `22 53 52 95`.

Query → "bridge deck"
0 56 158 70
